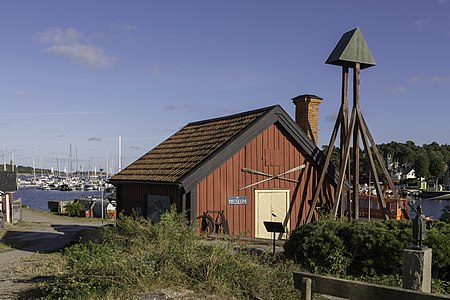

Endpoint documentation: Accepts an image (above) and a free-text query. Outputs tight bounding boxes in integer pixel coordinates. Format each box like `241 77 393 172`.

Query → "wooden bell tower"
306 28 408 222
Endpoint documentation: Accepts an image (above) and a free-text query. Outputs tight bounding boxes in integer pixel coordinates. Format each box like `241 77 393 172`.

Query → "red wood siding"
118 183 182 216
196 123 335 237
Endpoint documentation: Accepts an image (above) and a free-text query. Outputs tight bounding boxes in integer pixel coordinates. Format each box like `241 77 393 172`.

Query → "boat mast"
3 144 6 171
106 148 109 179
11 151 14 172
118 135 122 172
75 146 78 178
32 150 36 181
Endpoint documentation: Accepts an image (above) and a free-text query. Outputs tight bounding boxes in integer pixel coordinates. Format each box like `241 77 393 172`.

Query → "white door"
255 190 290 239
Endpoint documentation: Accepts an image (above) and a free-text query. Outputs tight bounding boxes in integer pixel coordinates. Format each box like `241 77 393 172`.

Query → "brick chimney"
292 94 323 144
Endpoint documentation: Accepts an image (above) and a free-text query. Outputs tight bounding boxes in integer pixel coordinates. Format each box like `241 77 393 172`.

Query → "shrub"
41 206 301 299
64 201 84 217
284 218 412 276
440 205 450 223
340 220 410 275
283 218 350 275
426 221 450 280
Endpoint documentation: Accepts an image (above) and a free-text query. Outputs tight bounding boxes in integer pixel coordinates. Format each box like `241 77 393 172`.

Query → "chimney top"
292 94 323 101
292 94 323 144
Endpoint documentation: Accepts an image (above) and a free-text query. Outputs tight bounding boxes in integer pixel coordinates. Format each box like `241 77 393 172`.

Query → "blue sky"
1 1 449 174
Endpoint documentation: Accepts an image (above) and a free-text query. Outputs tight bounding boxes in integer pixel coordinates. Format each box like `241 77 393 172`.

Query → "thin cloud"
413 18 432 28
121 23 139 31
37 27 116 69
88 137 103 142
38 27 83 45
431 76 450 83
15 91 33 97
45 44 116 68
147 63 163 76
0 111 111 118
437 0 448 4
388 85 407 94
408 75 423 84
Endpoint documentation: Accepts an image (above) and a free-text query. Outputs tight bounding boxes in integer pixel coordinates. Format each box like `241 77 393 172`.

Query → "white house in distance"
387 154 416 182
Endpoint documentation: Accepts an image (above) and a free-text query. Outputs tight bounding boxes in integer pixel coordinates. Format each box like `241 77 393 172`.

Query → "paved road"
0 208 112 299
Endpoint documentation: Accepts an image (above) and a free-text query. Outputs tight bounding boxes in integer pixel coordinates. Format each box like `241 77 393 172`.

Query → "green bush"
283 217 350 275
284 217 449 282
340 220 411 275
64 201 84 217
284 219 414 276
426 221 450 280
440 205 450 223
41 206 301 299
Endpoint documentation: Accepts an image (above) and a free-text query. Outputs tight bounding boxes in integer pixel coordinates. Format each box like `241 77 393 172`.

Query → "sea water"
14 186 103 211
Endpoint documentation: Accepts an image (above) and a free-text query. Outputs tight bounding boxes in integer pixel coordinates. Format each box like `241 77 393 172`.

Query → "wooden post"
359 112 408 216
333 108 357 216
301 277 312 300
357 110 389 219
352 63 361 219
306 107 343 223
340 66 349 219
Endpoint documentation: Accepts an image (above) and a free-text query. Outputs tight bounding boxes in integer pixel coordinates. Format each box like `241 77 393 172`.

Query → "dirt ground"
0 208 113 299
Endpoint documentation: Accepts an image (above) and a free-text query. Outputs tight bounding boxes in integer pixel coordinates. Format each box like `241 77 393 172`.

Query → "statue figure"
411 205 427 250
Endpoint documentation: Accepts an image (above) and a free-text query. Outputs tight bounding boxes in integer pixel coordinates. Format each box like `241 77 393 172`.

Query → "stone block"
402 248 432 293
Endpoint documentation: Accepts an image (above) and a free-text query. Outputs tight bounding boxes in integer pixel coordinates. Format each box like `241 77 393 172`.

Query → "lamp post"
0 190 4 228
100 168 104 219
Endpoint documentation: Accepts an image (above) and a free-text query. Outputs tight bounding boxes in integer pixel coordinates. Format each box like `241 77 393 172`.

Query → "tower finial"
326 28 376 69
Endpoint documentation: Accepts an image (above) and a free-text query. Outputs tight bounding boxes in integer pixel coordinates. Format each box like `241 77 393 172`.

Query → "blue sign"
227 196 248 205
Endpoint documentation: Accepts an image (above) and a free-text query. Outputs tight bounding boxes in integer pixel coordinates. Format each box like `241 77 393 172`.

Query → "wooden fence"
293 271 450 300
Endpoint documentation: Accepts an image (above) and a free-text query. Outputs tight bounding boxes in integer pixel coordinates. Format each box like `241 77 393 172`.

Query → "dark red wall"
196 123 336 237
118 182 182 216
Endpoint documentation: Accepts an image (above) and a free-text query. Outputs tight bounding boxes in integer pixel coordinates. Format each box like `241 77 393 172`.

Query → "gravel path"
0 208 112 299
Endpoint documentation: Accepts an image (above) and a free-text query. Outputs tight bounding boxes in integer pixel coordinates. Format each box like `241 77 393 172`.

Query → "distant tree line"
322 141 450 184
0 164 41 174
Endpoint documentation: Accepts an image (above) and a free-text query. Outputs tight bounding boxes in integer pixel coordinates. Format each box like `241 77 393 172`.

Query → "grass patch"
37 208 301 299
0 241 13 252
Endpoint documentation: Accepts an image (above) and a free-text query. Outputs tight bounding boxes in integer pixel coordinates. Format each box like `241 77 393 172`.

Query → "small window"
147 195 170 222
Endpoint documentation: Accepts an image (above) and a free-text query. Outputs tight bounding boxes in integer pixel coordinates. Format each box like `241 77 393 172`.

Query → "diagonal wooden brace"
238 164 305 191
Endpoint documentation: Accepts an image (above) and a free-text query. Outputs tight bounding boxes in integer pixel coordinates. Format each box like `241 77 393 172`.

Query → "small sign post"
227 196 248 205
263 221 285 255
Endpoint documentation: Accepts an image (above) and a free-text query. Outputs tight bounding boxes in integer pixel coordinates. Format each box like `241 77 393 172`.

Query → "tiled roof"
110 107 274 183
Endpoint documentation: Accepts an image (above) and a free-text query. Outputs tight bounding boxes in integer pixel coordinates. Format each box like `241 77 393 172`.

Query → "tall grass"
40 208 300 299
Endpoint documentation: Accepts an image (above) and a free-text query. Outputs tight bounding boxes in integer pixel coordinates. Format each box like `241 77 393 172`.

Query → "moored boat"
358 194 409 220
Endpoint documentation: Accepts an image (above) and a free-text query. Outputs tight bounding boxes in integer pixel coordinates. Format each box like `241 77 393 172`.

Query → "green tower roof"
326 28 376 69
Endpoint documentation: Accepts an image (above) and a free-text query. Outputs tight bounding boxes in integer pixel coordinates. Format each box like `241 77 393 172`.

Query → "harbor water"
14 187 449 219
15 186 104 211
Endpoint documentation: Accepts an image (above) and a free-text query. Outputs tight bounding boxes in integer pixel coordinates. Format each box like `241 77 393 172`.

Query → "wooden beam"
358 112 408 217
305 107 343 223
357 109 389 220
293 272 449 300
238 164 305 191
340 66 349 219
352 63 361 220
241 168 299 183
332 107 357 216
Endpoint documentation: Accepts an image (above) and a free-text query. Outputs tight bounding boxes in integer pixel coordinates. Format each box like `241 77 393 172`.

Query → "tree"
413 150 430 178
322 145 341 170
428 150 445 180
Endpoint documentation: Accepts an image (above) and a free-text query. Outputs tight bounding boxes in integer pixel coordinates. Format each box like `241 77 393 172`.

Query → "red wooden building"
110 95 343 238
